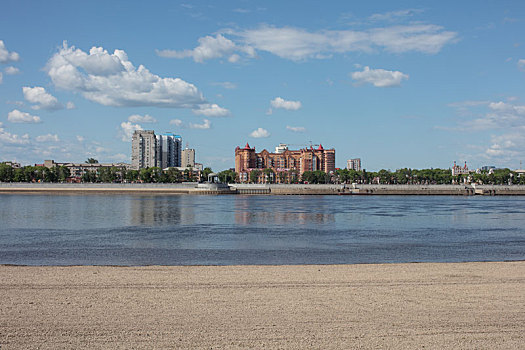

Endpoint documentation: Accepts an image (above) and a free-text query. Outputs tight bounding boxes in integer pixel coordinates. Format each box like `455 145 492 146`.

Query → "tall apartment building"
235 143 336 183
347 158 361 171
131 130 182 170
132 130 156 169
156 133 182 169
181 148 195 168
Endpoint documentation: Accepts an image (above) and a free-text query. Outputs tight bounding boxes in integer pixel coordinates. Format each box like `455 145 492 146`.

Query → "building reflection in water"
234 196 335 226
130 195 196 226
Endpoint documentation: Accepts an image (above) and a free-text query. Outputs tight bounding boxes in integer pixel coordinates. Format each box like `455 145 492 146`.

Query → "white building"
181 148 196 168
275 143 288 154
132 130 182 170
347 158 361 171
156 133 182 169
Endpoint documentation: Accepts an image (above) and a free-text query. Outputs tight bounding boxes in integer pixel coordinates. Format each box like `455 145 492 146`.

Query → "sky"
1 0 525 171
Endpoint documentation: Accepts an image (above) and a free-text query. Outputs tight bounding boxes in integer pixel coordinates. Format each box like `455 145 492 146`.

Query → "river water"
0 194 524 265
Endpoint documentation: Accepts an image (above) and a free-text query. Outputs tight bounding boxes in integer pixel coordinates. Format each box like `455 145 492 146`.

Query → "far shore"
1 182 525 195
1 261 524 349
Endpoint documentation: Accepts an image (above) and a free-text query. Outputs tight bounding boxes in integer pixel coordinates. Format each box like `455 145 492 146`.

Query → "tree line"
1 162 523 185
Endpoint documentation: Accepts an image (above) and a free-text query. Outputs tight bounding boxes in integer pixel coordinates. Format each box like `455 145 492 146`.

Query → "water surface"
0 194 524 265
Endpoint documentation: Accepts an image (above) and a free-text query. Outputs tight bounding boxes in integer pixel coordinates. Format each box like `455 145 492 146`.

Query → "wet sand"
1 262 524 349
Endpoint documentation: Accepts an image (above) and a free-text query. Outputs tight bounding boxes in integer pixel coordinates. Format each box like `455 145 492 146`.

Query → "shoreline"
1 261 524 349
2 182 525 195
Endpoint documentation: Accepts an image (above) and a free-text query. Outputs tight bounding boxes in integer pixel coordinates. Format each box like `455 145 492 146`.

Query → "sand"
1 262 524 349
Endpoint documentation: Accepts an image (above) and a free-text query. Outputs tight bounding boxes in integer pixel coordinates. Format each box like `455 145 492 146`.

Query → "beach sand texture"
1 262 524 349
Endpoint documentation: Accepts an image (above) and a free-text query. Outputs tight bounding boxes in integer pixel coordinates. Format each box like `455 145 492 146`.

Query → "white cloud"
128 114 157 123
119 121 143 142
192 103 230 117
22 86 63 110
35 134 60 142
46 42 222 110
442 100 525 164
286 125 306 132
0 40 19 63
156 34 241 63
211 81 237 89
189 119 211 129
161 23 456 63
66 101 75 109
269 97 302 114
369 9 423 22
4 66 19 75
169 119 183 126
0 122 30 145
238 24 456 61
518 59 525 72
351 66 409 87
7 109 41 123
0 72 2 84
76 135 85 142
250 127 270 138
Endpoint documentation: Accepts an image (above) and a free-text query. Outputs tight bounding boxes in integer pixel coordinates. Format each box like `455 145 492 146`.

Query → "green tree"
217 169 237 183
0 164 14 182
249 170 261 183
201 167 213 182
86 158 99 164
263 168 275 183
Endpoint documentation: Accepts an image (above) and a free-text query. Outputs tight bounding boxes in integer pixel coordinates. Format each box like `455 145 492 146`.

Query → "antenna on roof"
186 142 189 149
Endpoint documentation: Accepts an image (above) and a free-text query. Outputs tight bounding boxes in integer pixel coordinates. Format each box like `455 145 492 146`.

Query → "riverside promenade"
1 182 525 195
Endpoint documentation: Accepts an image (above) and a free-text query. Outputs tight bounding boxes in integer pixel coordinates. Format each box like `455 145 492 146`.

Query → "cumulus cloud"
157 34 239 63
189 119 211 129
0 40 19 63
22 86 63 110
4 66 19 75
119 121 143 142
66 101 75 109
35 134 60 142
268 97 302 115
7 109 41 123
128 114 157 123
351 66 409 87
250 127 270 138
192 103 230 117
45 42 223 111
286 125 306 132
76 135 85 142
0 122 29 145
169 119 183 126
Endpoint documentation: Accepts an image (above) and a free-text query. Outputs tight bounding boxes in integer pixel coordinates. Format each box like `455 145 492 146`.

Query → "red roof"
244 142 251 150
317 144 324 151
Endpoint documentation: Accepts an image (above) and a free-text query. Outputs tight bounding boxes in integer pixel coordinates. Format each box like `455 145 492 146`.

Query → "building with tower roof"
235 143 335 183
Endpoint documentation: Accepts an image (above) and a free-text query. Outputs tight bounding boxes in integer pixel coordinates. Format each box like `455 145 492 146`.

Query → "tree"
250 170 261 183
201 167 213 182
0 164 14 182
86 158 99 164
217 169 236 183
263 168 275 184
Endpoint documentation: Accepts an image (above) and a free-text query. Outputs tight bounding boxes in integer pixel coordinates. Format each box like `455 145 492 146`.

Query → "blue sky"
1 0 525 171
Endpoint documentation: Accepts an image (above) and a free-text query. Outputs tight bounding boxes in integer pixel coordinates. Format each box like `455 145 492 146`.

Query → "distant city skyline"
1 1 525 171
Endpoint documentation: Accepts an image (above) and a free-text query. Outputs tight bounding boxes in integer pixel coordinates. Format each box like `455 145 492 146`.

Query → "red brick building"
235 143 335 183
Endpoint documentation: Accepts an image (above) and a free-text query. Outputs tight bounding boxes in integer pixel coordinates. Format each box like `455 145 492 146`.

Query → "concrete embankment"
232 184 525 195
1 183 525 195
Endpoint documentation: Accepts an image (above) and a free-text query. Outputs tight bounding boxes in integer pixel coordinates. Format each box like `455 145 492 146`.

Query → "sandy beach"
1 262 524 349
